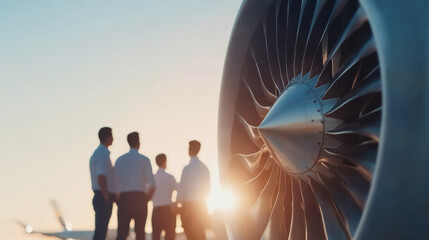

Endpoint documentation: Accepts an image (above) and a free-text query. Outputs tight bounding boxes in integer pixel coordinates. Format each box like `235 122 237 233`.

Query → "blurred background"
0 1 241 239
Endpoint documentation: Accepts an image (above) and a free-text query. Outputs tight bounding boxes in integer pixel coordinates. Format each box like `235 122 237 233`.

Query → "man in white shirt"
177 140 210 240
89 127 116 240
115 132 155 240
151 154 178 240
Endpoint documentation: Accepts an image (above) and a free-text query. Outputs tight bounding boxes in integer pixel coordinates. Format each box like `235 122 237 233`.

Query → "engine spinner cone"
259 83 324 174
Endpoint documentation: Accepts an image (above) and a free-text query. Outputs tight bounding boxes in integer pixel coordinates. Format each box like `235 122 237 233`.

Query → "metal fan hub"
259 82 324 174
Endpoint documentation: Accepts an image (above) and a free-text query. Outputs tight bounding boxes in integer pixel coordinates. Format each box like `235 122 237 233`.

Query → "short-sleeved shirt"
114 149 155 194
152 168 177 207
89 144 116 193
177 156 210 203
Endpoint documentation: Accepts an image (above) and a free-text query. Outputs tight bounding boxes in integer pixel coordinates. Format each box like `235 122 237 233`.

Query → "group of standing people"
89 127 210 240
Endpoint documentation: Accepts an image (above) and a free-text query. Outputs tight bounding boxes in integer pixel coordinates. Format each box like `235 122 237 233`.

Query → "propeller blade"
263 5 285 91
309 177 350 240
326 7 368 62
243 77 271 118
250 48 278 103
318 171 362 236
247 167 281 239
263 171 289 239
325 67 380 119
288 178 306 240
324 161 371 207
326 108 381 141
324 141 377 177
300 179 327 240
236 113 264 147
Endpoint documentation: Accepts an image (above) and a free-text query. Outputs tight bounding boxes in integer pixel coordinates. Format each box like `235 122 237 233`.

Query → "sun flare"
206 188 236 214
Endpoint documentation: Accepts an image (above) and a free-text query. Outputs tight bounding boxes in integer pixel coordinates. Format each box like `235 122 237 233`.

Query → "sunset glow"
207 188 236 214
0 1 242 239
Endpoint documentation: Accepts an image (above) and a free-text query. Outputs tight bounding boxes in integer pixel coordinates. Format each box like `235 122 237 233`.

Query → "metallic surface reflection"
219 0 429 239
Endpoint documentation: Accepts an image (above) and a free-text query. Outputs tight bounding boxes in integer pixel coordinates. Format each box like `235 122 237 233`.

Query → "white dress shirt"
90 144 116 193
152 168 178 207
177 156 210 203
114 149 155 194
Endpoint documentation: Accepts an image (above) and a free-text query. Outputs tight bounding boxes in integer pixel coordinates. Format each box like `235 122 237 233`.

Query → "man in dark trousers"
89 127 116 240
152 153 178 240
115 132 155 240
177 140 210 240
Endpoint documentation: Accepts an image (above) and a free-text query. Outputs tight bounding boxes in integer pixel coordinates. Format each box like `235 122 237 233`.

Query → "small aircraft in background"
19 200 227 240
18 200 120 239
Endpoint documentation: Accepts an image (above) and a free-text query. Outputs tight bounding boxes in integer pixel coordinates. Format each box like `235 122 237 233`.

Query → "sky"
0 1 242 239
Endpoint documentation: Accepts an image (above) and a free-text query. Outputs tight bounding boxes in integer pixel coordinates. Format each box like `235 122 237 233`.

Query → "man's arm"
113 163 120 201
144 158 156 200
96 151 111 202
147 187 155 200
176 167 186 203
98 175 109 202
172 175 178 191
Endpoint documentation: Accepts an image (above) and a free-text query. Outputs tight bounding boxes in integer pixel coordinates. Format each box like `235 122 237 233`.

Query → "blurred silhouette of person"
177 140 210 240
89 127 116 240
152 153 178 240
115 132 155 240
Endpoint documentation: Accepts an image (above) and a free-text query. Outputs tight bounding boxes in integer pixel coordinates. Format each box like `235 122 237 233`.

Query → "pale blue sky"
0 1 241 239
